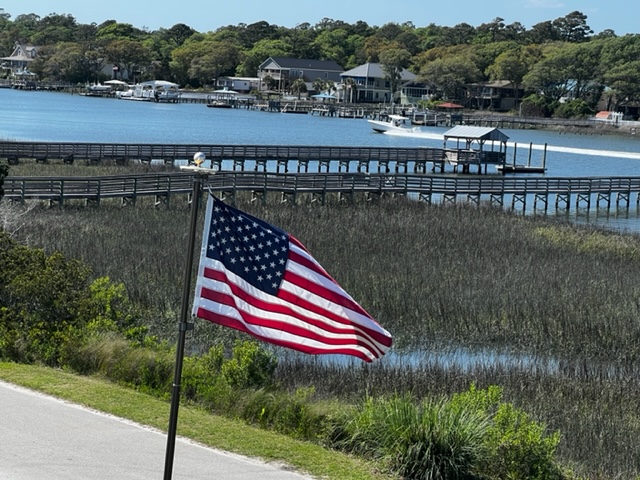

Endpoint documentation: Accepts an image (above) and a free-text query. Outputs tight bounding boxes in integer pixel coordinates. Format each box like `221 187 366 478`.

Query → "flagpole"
163 155 211 480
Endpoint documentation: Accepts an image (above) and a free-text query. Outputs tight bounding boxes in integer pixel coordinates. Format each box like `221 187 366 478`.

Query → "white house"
1 41 38 76
215 76 259 94
340 62 432 105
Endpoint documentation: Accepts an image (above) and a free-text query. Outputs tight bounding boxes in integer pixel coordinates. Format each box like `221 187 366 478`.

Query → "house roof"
262 57 343 72
444 126 509 142
1 43 38 63
341 63 417 82
469 80 517 88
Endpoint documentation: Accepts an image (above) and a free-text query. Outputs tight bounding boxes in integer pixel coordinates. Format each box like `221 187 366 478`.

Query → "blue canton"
206 197 289 295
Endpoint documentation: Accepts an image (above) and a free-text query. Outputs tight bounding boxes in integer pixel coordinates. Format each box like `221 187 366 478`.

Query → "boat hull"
367 118 411 133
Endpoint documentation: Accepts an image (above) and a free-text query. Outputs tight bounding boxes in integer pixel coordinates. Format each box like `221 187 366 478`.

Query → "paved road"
0 381 314 479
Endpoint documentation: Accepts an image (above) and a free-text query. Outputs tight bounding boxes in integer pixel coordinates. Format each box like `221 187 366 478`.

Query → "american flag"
192 195 392 362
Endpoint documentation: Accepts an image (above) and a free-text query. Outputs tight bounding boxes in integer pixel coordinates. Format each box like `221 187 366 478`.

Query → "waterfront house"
339 62 432 105
215 76 259 94
1 41 38 76
257 57 344 94
465 80 524 111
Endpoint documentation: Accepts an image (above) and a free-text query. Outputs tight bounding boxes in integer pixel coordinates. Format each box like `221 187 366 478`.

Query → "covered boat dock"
441 125 509 174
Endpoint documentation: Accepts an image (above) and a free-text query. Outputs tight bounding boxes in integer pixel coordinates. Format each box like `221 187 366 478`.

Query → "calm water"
4 88 640 232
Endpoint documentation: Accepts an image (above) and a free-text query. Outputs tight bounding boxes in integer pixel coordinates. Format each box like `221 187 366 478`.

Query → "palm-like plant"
290 78 307 99
342 77 357 103
312 77 326 95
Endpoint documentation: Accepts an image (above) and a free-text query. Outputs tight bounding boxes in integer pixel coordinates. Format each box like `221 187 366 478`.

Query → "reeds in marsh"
6 160 175 177
7 196 640 478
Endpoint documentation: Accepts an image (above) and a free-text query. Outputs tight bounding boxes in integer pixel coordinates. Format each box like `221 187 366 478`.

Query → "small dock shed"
442 126 509 174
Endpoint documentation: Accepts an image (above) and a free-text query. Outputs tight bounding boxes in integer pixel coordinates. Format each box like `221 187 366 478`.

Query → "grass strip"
0 362 394 480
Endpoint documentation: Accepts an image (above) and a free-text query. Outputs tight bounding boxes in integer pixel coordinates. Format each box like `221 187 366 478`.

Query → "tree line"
1 9 640 116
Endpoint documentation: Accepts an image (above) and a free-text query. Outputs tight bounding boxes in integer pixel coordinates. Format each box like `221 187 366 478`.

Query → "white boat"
81 83 114 97
86 83 112 92
367 114 411 133
116 80 181 103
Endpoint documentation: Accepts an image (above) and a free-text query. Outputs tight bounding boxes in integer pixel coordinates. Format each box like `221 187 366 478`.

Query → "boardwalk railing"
0 141 450 173
4 172 640 213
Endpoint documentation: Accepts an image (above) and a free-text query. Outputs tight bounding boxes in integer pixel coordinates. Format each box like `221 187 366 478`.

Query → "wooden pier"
0 141 452 174
0 139 549 176
4 172 640 215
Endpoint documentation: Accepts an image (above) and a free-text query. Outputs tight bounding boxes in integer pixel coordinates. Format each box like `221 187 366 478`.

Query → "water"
5 88 639 376
3 88 640 231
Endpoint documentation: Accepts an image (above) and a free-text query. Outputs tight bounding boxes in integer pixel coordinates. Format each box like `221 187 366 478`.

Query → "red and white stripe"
193 233 392 362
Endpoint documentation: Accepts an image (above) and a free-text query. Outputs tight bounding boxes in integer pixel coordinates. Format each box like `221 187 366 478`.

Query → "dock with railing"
0 141 452 174
4 172 640 214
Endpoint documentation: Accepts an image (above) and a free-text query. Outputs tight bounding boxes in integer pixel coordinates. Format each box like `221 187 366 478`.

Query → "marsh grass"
6 195 640 478
6 160 175 177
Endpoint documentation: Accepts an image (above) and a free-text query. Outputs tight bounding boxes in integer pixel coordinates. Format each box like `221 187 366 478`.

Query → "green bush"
0 235 91 364
221 340 278 389
553 99 594 119
64 333 174 395
484 403 563 480
332 392 490 479
240 386 327 439
329 385 565 480
181 344 226 405
76 277 147 342
521 94 559 117
0 231 145 366
452 385 564 480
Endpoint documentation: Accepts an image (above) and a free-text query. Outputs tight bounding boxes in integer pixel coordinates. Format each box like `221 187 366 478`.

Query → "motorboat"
86 83 112 92
367 114 411 133
206 100 233 108
116 80 181 102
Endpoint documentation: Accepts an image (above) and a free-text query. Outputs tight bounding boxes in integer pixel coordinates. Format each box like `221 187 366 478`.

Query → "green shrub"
240 386 326 439
553 99 594 119
329 385 565 480
452 385 564 480
0 235 92 364
0 231 147 366
221 340 278 389
333 392 490 479
521 94 559 117
484 402 563 480
76 277 146 342
181 344 225 404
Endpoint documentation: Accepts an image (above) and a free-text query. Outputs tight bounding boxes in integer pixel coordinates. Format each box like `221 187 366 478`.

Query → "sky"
2 0 639 36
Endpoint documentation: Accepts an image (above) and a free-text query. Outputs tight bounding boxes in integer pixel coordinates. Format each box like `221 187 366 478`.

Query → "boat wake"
386 128 640 160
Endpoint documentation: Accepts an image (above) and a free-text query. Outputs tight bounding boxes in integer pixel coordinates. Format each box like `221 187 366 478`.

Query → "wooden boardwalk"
0 141 450 173
4 172 640 213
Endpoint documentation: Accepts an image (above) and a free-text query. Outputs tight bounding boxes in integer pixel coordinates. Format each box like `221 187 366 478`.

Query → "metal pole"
162 173 204 480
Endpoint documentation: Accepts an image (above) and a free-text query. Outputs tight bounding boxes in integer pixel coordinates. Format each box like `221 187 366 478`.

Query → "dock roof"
443 126 509 142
